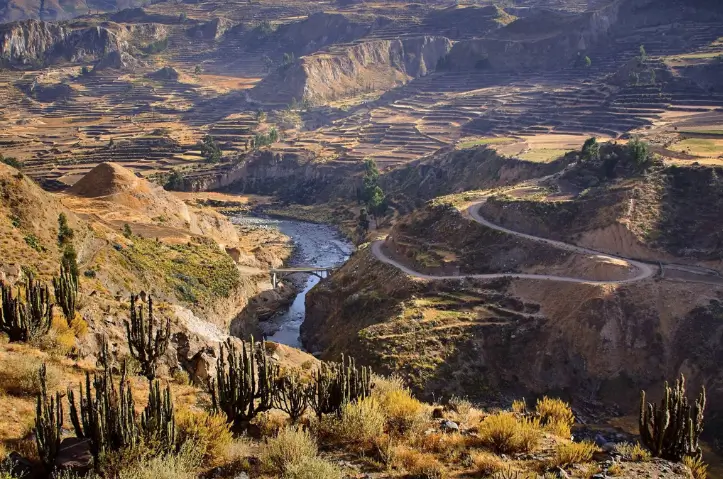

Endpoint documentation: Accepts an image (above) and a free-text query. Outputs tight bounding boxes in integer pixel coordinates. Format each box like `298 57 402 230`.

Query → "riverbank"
232 215 354 349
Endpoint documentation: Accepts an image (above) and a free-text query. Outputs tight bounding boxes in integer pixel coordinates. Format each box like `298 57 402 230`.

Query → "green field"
457 137 517 149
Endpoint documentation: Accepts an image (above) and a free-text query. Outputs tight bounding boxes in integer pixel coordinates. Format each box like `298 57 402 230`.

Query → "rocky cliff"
0 19 165 66
251 35 452 105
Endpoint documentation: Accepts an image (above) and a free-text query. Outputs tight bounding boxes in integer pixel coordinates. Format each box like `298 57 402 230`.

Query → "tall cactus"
68 341 138 465
308 354 372 419
1 277 52 342
274 371 308 423
53 262 77 321
210 337 279 429
141 380 175 450
35 364 63 470
639 374 706 461
125 294 170 380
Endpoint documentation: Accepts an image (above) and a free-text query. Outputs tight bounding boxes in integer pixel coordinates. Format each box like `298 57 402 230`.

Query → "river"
233 215 353 349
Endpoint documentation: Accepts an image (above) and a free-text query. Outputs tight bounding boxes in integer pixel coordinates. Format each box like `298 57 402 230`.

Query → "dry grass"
683 456 708 479
606 462 623 476
281 457 343 479
254 410 289 437
535 397 574 428
415 432 468 461
614 442 651 461
376 384 425 434
116 443 202 479
394 446 445 479
472 451 507 476
0 358 59 397
324 397 385 449
549 441 597 468
477 412 542 454
260 426 317 474
175 409 233 467
511 399 527 414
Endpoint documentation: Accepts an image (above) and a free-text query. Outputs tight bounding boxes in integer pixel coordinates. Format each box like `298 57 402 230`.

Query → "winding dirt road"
371 201 656 285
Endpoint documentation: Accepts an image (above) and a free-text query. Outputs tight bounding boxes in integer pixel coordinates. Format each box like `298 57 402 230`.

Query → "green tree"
57 213 74 246
639 44 647 63
367 186 388 227
61 244 79 280
194 64 202 75
627 136 650 167
584 56 591 68
357 208 370 236
123 223 133 238
165 169 183 190
200 135 222 163
581 137 600 161
360 158 380 204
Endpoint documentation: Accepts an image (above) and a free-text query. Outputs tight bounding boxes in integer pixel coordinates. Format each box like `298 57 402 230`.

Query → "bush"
472 452 506 476
0 359 59 396
627 137 650 166
683 455 708 479
511 399 527 414
535 397 574 427
172 369 190 385
377 386 424 434
327 397 385 449
260 426 317 474
416 432 468 459
448 395 472 416
117 443 201 479
614 442 650 461
281 457 342 479
549 441 597 468
175 409 233 467
477 412 541 454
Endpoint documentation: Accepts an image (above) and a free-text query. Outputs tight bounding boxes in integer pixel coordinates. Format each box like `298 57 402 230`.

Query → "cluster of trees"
251 128 280 149
0 154 23 169
357 158 389 236
199 135 222 163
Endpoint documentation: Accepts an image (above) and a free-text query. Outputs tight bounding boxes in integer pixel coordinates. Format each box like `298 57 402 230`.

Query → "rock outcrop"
251 35 452 105
0 19 165 67
186 17 233 40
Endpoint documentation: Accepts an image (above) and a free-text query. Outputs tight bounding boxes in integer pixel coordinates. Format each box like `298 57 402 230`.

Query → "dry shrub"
549 441 597 468
260 426 317 474
255 410 289 437
606 462 622 477
0 358 59 396
175 409 233 466
472 452 506 476
492 468 537 479
31 315 76 356
281 457 343 479
614 442 650 461
416 432 468 459
327 397 385 449
578 463 602 479
373 434 395 470
377 386 424 434
683 456 708 479
543 418 572 438
535 397 574 428
394 446 445 479
511 399 527 414
448 395 472 416
172 369 190 385
372 374 407 398
69 315 89 337
117 443 202 479
477 412 541 454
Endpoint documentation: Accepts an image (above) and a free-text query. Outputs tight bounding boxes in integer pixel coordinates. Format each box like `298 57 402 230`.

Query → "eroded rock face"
251 36 452 105
0 19 165 67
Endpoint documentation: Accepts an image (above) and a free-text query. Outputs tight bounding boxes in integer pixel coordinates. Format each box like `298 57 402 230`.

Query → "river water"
233 216 353 349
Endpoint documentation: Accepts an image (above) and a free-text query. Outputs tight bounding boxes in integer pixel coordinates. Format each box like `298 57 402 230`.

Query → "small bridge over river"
270 267 336 288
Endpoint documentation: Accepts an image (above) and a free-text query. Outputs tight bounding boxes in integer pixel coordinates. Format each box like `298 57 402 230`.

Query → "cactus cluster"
141 380 176 450
68 342 139 463
0 275 53 342
53 262 77 321
308 354 371 419
125 294 171 380
211 337 279 429
639 374 706 461
35 364 64 470
274 371 308 423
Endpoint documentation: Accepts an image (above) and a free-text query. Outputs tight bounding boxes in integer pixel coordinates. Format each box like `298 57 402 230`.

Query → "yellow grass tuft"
377 386 424 434
535 397 574 429
614 442 651 461
326 397 386 449
394 446 445 479
683 456 708 479
549 441 598 468
477 412 542 454
281 457 343 479
175 409 233 467
511 399 527 414
472 451 507 476
260 426 317 474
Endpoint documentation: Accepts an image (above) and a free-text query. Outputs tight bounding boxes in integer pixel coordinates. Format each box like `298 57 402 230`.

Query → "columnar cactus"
274 371 308 423
53 262 77 320
308 354 372 419
35 364 63 470
141 380 176 450
125 294 170 380
639 374 706 461
211 337 279 429
1 277 52 342
68 341 138 465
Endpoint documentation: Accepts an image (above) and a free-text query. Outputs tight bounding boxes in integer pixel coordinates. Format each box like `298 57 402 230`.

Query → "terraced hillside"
0 0 720 194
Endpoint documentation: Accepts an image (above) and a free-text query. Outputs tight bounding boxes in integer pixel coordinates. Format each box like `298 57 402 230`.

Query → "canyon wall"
251 35 452 105
0 18 165 66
